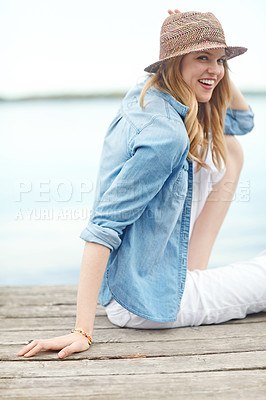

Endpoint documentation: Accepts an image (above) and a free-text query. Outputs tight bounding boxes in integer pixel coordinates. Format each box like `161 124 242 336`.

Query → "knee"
225 134 244 174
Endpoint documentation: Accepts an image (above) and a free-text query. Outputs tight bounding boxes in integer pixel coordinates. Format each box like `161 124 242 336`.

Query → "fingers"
58 341 89 359
168 9 181 15
17 336 66 358
17 340 36 356
17 334 90 359
17 340 46 358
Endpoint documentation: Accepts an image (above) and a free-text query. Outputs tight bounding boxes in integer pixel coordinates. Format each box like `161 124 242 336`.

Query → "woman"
18 10 266 359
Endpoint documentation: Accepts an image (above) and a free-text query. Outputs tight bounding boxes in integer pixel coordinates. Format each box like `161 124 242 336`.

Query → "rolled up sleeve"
80 222 122 251
224 106 254 135
80 116 189 251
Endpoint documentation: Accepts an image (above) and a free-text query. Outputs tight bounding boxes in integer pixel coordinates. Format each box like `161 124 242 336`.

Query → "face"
180 48 226 102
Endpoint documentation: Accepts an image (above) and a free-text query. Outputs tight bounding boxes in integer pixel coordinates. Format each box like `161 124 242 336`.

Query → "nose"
207 61 221 76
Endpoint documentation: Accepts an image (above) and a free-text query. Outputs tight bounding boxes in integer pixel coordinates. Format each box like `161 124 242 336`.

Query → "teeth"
199 79 214 85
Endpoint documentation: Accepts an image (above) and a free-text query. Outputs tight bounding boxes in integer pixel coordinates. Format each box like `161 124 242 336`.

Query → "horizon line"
1 90 266 102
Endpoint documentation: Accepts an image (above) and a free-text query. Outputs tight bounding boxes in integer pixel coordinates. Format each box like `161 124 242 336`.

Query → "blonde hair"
140 56 231 170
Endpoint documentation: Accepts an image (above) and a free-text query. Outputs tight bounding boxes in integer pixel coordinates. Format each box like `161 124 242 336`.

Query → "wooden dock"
1 285 266 399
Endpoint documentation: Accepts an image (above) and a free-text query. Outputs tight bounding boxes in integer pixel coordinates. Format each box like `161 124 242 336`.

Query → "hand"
17 333 90 359
168 9 181 15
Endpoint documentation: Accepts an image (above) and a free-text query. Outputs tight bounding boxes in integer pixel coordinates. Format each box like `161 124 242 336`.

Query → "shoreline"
1 90 266 102
0 92 126 102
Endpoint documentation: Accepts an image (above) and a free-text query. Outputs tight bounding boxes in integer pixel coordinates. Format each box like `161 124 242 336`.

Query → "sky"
0 0 266 98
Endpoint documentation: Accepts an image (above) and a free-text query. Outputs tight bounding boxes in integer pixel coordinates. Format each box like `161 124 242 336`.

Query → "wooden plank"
0 293 77 306
0 285 77 295
0 304 106 318
0 371 266 400
1 321 266 345
222 312 266 324
1 314 266 332
1 313 263 335
2 334 266 361
1 285 266 400
1 351 266 378
0 296 76 306
2 304 266 322
0 316 114 331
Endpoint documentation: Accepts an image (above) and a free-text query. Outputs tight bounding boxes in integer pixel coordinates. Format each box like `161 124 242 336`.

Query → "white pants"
106 155 266 329
106 250 266 328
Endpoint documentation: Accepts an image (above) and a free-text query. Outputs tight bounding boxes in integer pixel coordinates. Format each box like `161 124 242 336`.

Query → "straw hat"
144 11 247 73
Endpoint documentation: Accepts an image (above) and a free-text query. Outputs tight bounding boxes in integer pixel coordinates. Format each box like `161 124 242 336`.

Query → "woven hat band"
161 28 226 60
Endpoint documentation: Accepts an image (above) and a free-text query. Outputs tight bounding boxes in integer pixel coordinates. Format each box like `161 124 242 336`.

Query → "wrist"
72 328 92 345
75 322 93 336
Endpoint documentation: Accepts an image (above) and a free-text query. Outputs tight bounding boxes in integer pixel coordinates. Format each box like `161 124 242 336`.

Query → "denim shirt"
80 81 254 322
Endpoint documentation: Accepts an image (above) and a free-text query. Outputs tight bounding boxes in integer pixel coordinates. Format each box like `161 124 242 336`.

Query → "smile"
198 79 215 89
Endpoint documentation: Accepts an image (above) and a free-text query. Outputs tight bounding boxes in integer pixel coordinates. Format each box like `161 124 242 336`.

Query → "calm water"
1 95 266 286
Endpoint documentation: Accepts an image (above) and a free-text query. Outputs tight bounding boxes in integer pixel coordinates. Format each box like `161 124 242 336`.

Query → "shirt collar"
149 86 189 119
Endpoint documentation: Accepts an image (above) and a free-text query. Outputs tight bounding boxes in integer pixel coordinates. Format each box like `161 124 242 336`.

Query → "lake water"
1 94 266 286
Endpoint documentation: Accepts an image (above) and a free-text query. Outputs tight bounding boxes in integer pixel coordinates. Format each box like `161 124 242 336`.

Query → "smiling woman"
17 9 266 360
180 49 226 102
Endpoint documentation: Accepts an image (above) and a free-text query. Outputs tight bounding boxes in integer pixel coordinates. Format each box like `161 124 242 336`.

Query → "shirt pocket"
171 162 189 199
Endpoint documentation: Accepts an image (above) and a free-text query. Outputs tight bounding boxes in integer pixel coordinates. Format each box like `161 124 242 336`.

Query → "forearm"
18 241 110 359
229 79 249 110
187 135 243 270
75 241 110 335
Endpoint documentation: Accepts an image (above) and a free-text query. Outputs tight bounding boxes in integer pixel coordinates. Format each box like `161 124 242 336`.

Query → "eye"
197 56 208 61
217 58 226 64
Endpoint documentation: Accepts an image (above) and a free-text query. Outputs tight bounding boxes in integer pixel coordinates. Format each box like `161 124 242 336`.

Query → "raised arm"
187 81 252 270
18 242 110 359
229 79 249 111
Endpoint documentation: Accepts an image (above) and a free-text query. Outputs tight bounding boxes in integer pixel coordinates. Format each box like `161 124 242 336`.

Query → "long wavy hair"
140 56 231 170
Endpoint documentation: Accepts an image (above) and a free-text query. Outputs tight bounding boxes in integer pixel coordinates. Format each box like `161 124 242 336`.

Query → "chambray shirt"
80 81 254 322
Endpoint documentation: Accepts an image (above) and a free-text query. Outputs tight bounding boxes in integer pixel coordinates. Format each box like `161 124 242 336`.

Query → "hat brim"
144 45 247 73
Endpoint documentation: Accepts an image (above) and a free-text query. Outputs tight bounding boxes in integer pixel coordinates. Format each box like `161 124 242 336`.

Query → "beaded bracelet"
71 328 92 345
